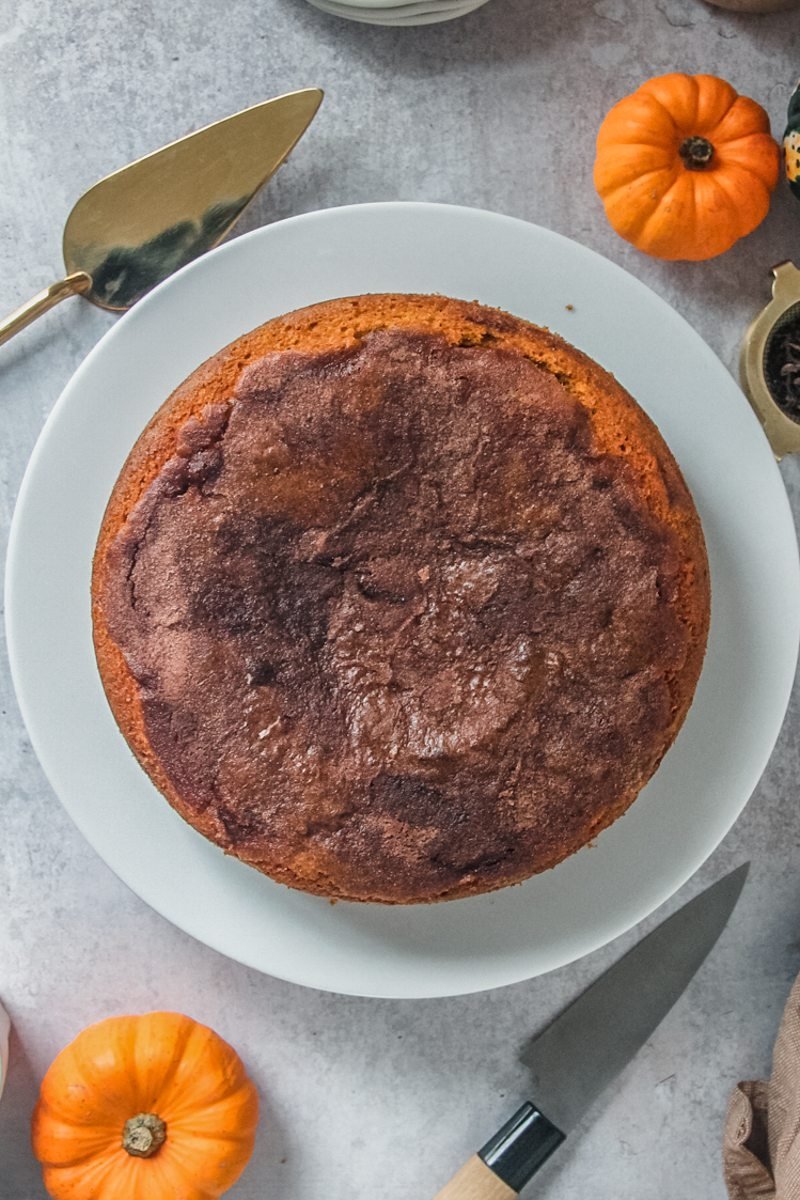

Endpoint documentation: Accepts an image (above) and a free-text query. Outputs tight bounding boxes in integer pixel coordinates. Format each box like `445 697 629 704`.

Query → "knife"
433 864 748 1199
0 88 323 346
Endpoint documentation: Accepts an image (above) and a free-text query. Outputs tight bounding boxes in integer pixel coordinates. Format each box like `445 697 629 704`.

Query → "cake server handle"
432 1103 565 1198
0 272 92 348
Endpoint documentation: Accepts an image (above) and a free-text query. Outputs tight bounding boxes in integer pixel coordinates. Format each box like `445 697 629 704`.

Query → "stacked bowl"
305 0 491 24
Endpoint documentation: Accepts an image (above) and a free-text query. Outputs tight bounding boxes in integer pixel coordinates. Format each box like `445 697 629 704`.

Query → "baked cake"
92 294 710 903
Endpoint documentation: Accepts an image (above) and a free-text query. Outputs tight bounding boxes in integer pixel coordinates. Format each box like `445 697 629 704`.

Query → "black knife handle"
478 1102 565 1193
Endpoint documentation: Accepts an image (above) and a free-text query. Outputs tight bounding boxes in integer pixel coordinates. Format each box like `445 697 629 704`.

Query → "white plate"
309 0 469 9
308 1 472 19
309 0 471 12
7 203 799 999
305 0 488 22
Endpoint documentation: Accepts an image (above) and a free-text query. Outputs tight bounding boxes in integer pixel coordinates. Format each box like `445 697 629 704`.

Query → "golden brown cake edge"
91 293 710 903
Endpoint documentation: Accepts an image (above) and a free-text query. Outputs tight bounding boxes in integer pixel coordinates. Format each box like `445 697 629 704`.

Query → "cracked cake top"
92 295 709 903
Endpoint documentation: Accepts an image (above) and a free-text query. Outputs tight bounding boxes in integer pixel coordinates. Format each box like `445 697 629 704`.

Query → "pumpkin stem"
679 136 715 170
122 1113 167 1158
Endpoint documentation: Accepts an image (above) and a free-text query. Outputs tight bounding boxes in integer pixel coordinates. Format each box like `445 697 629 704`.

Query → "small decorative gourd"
594 73 781 260
32 1012 259 1200
784 81 800 199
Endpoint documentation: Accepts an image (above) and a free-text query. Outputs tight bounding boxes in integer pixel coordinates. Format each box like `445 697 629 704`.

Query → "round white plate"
309 0 471 12
7 203 799 999
305 0 488 22
309 0 469 10
308 2 470 19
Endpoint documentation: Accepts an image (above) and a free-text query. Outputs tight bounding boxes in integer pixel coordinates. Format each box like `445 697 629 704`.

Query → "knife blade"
433 864 748 1199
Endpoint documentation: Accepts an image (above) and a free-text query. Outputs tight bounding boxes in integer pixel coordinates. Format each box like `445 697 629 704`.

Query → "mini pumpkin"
32 1012 259 1200
594 72 781 261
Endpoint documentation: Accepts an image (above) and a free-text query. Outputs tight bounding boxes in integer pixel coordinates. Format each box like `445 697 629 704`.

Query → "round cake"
92 294 710 903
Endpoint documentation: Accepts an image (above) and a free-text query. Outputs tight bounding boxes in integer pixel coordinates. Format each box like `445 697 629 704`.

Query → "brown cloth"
724 975 800 1198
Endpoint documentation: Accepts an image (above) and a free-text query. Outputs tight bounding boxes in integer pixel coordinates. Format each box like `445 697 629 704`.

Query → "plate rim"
7 200 800 998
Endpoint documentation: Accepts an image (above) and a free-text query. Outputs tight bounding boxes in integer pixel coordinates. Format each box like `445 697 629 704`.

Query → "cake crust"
92 294 710 903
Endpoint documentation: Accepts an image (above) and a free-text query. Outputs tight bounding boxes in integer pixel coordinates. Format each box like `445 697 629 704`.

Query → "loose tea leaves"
766 310 800 423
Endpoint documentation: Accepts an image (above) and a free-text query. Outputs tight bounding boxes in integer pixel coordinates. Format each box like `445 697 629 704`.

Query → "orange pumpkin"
32 1012 259 1200
594 73 781 261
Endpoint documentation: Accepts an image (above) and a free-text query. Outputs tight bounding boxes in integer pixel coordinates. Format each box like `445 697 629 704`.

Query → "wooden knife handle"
433 1155 517 1199
433 1103 565 1199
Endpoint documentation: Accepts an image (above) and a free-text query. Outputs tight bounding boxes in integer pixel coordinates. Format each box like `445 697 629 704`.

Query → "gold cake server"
0 88 323 348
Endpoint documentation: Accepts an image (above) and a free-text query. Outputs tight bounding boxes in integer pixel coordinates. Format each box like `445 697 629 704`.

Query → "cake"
92 294 710 903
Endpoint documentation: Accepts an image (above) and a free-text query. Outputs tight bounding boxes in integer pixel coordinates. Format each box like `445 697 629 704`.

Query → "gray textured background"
3 1 800 1196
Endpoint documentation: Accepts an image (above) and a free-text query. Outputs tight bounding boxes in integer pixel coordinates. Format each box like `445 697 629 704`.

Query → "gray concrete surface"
2 1 800 1196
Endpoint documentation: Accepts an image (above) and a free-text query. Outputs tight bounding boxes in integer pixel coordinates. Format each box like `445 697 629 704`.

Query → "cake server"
433 864 748 1199
0 88 323 348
